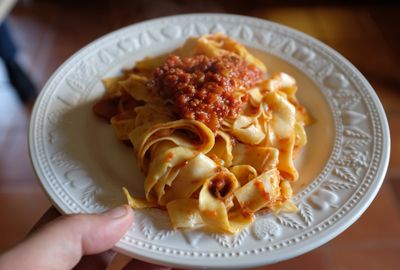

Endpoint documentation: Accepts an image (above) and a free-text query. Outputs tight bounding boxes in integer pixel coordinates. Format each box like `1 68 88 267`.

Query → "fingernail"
105 205 129 219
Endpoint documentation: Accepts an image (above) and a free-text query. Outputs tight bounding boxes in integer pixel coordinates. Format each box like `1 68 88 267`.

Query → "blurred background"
0 0 399 269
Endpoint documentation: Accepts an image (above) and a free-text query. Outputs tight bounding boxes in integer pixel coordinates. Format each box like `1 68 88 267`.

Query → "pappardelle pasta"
93 34 312 234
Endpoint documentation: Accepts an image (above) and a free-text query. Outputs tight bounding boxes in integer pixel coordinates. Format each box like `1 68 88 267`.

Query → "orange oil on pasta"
254 180 270 201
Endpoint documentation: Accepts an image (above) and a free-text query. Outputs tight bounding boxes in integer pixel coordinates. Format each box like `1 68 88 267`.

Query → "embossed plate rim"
29 13 390 269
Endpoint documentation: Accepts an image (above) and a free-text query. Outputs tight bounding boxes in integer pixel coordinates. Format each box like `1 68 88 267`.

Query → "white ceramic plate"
29 14 390 269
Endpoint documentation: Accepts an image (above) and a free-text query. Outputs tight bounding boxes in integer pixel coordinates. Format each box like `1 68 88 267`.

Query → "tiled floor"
0 1 399 269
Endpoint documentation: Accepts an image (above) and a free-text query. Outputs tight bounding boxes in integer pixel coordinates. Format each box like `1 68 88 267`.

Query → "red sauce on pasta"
164 152 174 162
240 208 254 218
254 180 270 200
153 54 263 131
209 172 233 199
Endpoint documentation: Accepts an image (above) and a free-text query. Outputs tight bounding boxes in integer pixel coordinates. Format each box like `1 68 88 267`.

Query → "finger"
0 205 133 270
29 206 61 233
122 258 171 270
29 207 117 270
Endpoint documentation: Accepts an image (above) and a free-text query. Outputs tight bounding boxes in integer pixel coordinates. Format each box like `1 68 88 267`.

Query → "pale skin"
0 205 175 270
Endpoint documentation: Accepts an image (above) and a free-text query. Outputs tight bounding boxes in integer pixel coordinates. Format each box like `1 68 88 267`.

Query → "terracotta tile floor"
1 1 399 269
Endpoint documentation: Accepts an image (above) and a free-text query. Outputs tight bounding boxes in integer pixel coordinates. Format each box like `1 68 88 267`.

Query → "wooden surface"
0 1 399 269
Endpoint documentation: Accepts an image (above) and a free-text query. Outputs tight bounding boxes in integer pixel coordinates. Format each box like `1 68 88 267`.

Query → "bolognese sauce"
208 172 233 199
153 54 263 131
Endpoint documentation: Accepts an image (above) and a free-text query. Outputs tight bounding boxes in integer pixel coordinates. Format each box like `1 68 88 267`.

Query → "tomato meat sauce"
153 54 263 131
208 172 233 199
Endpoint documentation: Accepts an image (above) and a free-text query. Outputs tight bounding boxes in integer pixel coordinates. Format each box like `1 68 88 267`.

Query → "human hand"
0 205 170 270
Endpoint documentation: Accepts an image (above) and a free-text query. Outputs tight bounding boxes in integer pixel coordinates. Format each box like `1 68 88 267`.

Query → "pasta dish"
93 34 312 233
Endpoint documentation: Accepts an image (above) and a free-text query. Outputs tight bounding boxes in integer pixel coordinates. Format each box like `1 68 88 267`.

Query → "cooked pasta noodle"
93 34 311 233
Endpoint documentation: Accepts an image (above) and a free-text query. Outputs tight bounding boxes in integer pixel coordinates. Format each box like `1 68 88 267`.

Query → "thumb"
0 205 133 270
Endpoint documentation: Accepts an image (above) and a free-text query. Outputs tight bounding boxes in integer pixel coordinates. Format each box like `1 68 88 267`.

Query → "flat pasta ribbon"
93 33 312 234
